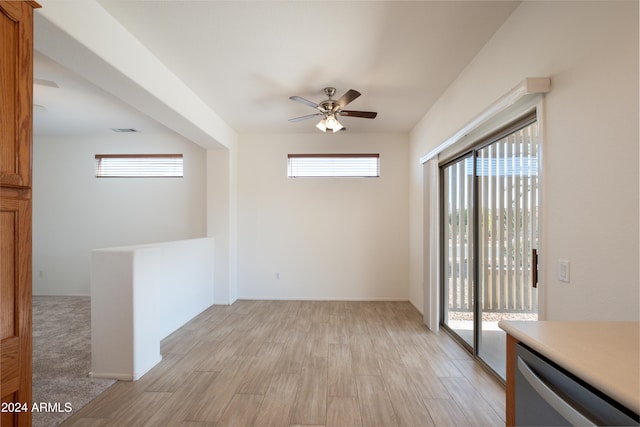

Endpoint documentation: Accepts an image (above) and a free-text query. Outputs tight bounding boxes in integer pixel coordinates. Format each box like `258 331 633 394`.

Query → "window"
287 154 379 178
95 154 183 178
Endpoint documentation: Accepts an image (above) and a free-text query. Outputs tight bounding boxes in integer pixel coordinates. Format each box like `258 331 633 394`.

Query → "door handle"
532 248 538 289
517 357 596 426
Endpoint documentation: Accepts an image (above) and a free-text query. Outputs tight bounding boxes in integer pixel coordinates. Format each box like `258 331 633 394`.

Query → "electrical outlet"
558 259 570 283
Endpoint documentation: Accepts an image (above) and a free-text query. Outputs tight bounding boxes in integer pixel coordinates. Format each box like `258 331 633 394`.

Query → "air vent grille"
111 128 139 133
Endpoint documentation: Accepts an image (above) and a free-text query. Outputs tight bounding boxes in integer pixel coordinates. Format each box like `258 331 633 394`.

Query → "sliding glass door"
442 156 475 348
442 117 539 379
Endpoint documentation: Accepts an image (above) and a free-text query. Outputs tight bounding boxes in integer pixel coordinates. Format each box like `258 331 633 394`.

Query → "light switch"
558 259 570 283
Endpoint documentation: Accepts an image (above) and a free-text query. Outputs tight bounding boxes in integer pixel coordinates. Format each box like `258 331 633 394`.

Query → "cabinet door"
0 1 36 426
0 1 34 188
0 192 32 427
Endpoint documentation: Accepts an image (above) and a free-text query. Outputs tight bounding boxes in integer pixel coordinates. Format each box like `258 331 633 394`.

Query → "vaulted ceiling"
33 1 520 141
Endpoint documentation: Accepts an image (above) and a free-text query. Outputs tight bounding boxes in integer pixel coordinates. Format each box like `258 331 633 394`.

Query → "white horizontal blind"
472 156 538 177
287 154 379 178
95 154 183 178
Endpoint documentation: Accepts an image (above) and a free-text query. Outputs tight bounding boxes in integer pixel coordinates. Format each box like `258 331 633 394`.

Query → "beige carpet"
32 296 116 427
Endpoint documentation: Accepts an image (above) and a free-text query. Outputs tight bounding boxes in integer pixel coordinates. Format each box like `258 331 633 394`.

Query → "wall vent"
111 128 139 133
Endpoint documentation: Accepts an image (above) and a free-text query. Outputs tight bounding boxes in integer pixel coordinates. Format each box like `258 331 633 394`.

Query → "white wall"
409 1 639 320
238 132 409 300
207 145 239 305
91 238 214 380
33 131 207 295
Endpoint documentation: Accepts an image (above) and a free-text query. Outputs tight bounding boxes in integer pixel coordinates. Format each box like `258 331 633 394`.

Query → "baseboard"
33 293 90 297
90 354 162 382
89 371 134 381
237 296 410 302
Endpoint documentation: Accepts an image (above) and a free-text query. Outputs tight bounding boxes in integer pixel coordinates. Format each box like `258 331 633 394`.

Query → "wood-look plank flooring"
61 300 505 426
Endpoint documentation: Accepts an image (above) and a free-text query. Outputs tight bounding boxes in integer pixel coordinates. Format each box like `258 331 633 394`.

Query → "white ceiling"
33 51 172 136
33 1 520 138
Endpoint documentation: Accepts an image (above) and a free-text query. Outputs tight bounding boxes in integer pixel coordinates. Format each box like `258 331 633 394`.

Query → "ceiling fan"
289 87 377 132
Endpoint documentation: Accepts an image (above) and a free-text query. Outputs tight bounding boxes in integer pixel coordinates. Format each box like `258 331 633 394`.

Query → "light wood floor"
61 300 505 426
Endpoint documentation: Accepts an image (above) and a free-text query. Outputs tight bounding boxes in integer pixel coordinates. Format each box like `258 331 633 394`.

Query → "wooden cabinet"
0 1 37 188
0 1 39 426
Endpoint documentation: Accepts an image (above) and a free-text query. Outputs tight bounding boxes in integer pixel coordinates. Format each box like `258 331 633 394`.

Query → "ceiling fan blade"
289 96 319 109
288 113 322 122
339 110 377 119
336 89 361 108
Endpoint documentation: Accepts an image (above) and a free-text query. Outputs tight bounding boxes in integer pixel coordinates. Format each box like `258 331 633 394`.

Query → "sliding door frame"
439 111 540 379
439 152 476 353
420 79 550 334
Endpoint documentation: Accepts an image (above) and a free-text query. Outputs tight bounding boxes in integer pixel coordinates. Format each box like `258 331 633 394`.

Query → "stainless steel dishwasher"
515 343 639 426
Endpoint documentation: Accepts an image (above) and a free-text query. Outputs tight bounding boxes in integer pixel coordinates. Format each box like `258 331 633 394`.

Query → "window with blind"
95 154 183 178
287 154 380 178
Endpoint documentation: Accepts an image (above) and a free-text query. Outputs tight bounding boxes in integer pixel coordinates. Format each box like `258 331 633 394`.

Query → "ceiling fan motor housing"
319 88 339 113
319 100 338 113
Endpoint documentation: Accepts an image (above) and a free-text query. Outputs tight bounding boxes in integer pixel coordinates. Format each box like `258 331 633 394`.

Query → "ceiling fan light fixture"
316 118 327 132
317 114 342 133
326 114 337 128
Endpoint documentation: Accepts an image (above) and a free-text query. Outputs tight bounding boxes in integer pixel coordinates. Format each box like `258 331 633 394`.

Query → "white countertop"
498 321 640 415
